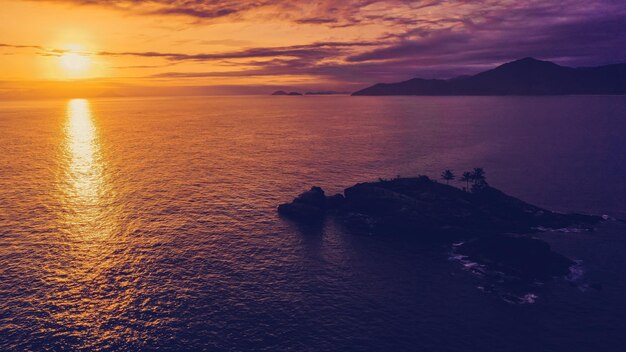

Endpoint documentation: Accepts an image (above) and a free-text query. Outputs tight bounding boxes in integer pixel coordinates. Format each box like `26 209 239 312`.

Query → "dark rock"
326 193 345 210
457 235 574 281
277 202 326 224
336 177 601 239
278 177 605 282
278 187 327 223
340 212 377 235
279 177 601 238
294 186 326 208
272 90 303 96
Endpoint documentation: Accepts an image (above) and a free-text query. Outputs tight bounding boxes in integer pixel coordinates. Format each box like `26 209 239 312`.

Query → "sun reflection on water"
67 99 100 198
53 100 145 348
62 98 109 239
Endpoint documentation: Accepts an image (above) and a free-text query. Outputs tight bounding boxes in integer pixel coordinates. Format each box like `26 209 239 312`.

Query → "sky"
1 0 625 98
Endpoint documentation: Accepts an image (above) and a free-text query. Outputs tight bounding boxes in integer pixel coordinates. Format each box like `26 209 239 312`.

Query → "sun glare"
58 45 92 78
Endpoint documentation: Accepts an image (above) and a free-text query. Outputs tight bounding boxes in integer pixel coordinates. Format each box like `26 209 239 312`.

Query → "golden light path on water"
50 99 143 347
63 99 109 239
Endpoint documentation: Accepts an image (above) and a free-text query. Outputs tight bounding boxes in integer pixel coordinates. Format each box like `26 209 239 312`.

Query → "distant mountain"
271 90 302 96
305 91 351 95
352 58 626 96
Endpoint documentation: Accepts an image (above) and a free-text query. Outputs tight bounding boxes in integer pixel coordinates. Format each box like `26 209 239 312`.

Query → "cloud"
1 40 375 63
27 0 265 21
11 0 626 88
0 43 43 50
341 0 626 76
96 41 379 62
27 0 433 26
149 7 238 19
295 18 338 25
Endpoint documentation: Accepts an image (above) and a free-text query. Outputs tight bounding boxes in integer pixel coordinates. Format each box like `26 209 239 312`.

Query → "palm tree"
460 171 472 190
441 169 455 185
470 167 487 191
471 168 486 184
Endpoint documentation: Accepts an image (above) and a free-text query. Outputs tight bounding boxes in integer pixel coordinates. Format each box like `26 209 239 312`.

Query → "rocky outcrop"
279 176 600 237
334 176 599 239
277 187 337 224
271 90 303 96
278 176 603 283
456 236 574 281
277 187 346 224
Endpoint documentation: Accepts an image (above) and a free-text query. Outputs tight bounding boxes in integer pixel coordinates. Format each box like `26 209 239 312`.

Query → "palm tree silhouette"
460 171 472 190
441 169 455 185
471 168 486 184
470 168 487 191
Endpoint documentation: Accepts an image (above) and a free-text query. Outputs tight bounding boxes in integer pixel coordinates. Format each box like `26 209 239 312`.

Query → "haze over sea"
1 95 625 351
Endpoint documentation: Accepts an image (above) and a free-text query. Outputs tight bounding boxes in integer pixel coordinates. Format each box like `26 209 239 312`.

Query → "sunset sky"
1 0 625 98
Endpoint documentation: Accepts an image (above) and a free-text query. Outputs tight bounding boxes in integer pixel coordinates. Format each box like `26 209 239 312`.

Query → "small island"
278 170 603 284
271 90 303 96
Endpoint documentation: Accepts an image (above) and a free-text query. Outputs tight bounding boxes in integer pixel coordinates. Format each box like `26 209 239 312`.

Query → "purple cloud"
11 0 626 88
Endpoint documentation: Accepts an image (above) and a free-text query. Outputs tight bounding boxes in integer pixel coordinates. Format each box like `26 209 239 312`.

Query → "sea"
1 95 625 351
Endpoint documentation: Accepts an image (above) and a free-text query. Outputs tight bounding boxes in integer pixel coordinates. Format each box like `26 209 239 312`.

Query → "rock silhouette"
456 236 574 281
277 186 328 223
271 90 303 96
278 176 602 282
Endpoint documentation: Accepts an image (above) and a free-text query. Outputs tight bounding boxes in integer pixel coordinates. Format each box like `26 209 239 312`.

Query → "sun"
58 44 92 77
60 53 90 73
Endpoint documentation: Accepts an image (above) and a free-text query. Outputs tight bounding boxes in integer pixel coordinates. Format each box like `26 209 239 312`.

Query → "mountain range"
352 58 626 96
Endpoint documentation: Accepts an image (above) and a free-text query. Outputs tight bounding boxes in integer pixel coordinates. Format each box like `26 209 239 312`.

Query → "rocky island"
271 90 303 96
278 173 603 284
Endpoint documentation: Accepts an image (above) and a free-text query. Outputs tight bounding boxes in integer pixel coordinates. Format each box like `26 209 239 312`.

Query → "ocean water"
0 96 625 351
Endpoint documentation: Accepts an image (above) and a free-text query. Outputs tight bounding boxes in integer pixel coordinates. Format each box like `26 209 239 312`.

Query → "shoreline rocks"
278 176 603 282
280 176 600 238
456 235 574 281
277 187 327 224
